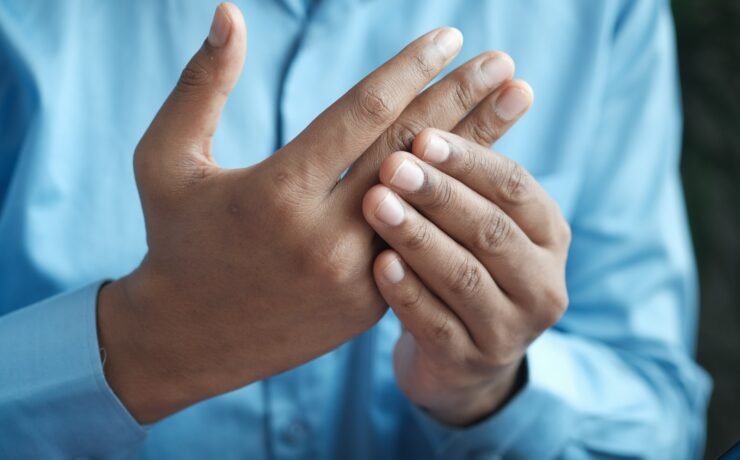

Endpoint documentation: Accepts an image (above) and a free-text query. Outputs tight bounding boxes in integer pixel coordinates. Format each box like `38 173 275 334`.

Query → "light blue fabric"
0 0 712 458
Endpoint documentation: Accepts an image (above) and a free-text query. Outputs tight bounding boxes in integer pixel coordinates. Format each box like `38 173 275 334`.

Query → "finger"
452 80 533 147
374 250 473 355
411 129 570 248
136 3 247 185
363 185 507 344
273 27 463 194
377 151 545 302
338 52 514 196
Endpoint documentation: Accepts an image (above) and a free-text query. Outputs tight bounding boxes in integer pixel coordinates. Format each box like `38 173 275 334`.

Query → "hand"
363 120 572 426
98 3 520 423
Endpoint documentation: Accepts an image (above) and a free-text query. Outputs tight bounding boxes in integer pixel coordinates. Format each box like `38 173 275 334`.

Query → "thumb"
137 3 247 179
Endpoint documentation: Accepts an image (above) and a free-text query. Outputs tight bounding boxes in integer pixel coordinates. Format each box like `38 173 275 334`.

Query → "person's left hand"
362 88 571 426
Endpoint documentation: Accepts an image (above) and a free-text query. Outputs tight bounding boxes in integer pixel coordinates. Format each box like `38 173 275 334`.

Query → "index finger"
273 27 463 194
412 129 570 249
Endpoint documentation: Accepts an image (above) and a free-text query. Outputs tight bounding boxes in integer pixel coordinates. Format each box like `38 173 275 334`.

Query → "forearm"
0 283 146 458
97 276 190 425
411 328 711 460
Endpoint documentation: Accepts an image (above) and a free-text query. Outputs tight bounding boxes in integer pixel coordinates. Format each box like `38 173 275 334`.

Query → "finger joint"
411 49 437 80
403 222 434 252
447 259 486 301
474 210 512 254
430 312 454 343
386 121 422 153
176 57 212 94
397 284 426 312
355 85 394 125
469 119 502 147
452 77 477 111
458 144 482 178
502 162 529 205
426 175 455 211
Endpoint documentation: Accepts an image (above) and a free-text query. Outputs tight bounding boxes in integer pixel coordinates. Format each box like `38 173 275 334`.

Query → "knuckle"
176 57 212 94
386 121 422 152
447 259 486 301
272 169 303 193
266 192 296 224
457 144 482 178
501 162 529 204
266 175 312 219
470 347 508 369
397 284 426 311
355 84 394 124
273 166 315 196
474 210 512 254
412 49 437 79
462 351 488 371
426 175 455 211
403 222 434 252
559 218 573 247
541 202 571 249
317 236 366 286
469 119 502 146
452 76 477 110
536 284 569 328
429 312 454 343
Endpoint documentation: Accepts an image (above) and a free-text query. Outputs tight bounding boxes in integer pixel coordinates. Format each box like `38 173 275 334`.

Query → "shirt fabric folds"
0 0 711 458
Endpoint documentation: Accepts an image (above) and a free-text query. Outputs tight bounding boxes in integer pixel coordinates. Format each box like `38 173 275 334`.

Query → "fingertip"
430 27 463 59
362 184 391 220
221 3 247 40
362 184 405 227
374 250 405 285
207 4 231 48
448 26 464 42
510 79 534 102
498 51 516 76
521 80 535 105
412 128 450 163
378 151 412 185
495 80 534 122
411 128 430 157
479 51 515 89
208 3 247 56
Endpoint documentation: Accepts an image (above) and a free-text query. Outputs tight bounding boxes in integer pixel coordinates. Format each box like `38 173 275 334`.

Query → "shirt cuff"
0 281 146 458
410 334 577 460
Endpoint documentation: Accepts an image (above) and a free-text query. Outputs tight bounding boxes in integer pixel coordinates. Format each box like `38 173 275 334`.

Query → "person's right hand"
98 2 523 423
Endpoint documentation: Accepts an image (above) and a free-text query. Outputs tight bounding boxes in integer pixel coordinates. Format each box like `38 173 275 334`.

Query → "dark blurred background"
672 0 740 457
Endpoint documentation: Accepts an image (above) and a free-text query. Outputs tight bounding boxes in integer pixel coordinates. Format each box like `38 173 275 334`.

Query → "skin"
364 127 571 425
98 2 570 427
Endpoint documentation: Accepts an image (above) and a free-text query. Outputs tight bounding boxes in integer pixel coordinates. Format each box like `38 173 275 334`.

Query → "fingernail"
433 28 463 58
423 134 450 163
374 191 405 226
480 55 513 88
390 160 424 192
208 4 232 48
383 258 405 284
495 87 531 121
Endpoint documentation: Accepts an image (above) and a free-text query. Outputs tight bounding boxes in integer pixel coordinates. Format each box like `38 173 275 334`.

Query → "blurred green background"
672 0 740 457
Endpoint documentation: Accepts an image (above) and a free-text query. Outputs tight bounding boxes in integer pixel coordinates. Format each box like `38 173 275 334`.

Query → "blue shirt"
0 0 712 458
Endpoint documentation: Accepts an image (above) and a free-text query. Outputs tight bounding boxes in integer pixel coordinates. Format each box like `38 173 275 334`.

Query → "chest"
0 0 607 312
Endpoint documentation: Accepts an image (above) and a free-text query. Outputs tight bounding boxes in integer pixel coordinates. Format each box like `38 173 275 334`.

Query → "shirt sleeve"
0 282 147 458
410 1 712 459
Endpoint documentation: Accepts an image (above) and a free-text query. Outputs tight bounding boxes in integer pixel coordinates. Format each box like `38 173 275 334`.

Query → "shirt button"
282 418 311 446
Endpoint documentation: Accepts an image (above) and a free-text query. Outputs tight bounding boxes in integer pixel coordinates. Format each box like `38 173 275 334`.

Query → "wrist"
97 272 201 424
423 359 525 427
